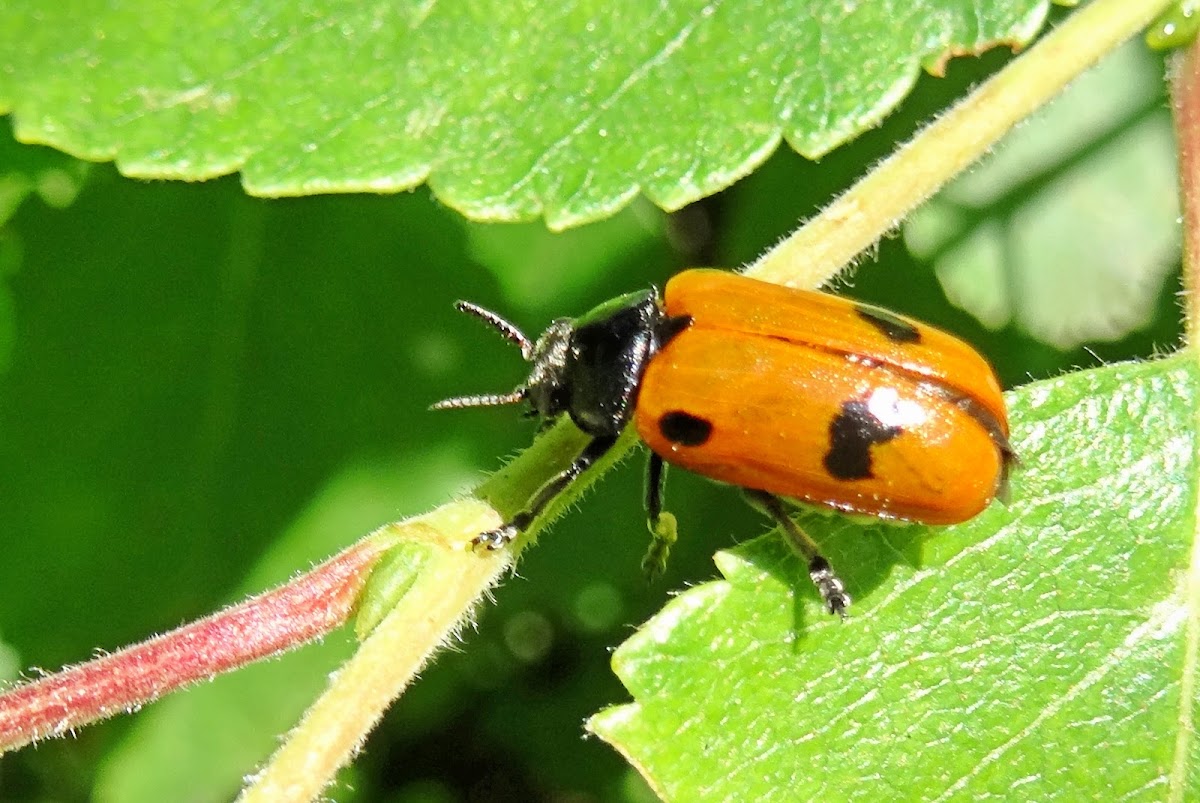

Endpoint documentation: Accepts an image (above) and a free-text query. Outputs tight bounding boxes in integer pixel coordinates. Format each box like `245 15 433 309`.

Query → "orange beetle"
434 269 1014 615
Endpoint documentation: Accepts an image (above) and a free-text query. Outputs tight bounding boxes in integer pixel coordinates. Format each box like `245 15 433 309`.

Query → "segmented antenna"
429 389 527 411
454 301 534 360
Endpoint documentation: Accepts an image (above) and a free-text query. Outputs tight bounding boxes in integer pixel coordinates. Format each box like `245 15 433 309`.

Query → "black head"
434 290 682 438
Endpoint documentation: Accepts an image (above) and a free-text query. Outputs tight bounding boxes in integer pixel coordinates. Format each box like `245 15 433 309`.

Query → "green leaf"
904 42 1179 350
591 355 1199 801
0 0 1049 228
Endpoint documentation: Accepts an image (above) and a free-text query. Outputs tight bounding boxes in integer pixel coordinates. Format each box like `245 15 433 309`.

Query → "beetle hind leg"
743 490 851 618
470 435 619 552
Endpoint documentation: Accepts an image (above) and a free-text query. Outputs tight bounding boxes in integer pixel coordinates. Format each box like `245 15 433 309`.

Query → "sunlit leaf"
592 355 1199 801
1 1 1048 228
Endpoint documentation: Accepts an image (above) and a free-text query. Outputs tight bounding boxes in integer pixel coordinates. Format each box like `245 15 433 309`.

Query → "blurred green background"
0 43 1181 803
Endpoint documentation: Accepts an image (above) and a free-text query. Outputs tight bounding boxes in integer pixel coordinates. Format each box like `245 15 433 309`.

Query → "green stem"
240 422 634 802
240 502 510 803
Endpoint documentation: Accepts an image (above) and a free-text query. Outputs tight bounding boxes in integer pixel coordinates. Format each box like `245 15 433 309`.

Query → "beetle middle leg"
743 489 851 618
472 434 619 551
641 453 677 580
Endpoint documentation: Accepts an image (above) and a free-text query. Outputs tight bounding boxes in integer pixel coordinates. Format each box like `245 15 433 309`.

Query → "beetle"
433 268 1014 616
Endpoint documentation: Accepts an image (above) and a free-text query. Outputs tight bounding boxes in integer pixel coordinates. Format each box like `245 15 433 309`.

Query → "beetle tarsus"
808 556 851 619
642 510 677 582
471 525 518 552
468 435 619 555
744 489 851 617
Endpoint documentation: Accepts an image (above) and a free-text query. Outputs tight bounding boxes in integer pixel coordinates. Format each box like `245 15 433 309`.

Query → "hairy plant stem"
1167 33 1200 803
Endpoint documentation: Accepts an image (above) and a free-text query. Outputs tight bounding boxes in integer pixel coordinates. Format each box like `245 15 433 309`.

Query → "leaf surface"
0 1 1048 227
592 356 1200 801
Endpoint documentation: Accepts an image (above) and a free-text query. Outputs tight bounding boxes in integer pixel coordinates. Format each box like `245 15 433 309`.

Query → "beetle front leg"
743 489 851 618
471 434 619 552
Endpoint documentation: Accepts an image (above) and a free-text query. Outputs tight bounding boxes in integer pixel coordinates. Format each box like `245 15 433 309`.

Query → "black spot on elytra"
659 410 713 446
856 305 921 344
823 400 903 480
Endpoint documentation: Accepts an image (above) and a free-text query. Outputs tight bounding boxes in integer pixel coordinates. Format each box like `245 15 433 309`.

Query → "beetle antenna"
430 388 527 411
454 301 534 360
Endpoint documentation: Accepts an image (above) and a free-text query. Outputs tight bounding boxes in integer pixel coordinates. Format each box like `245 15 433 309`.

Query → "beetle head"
430 301 574 421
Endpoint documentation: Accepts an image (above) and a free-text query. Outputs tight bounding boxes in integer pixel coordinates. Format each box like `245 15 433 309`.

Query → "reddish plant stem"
0 539 388 752
1172 38 1200 340
1167 34 1200 803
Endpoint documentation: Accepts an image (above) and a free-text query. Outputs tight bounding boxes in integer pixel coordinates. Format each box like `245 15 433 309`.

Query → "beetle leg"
471 434 619 552
646 452 666 525
743 490 851 618
641 453 677 580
